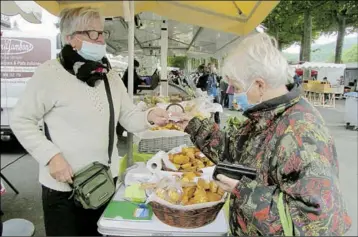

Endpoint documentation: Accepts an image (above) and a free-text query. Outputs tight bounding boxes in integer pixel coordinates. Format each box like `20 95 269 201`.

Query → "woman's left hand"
147 108 169 126
216 174 240 193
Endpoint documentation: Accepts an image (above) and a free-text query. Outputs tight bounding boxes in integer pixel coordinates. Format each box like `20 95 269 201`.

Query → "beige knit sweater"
10 59 151 191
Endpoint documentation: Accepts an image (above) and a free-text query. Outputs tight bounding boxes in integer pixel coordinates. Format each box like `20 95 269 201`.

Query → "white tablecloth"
97 185 228 236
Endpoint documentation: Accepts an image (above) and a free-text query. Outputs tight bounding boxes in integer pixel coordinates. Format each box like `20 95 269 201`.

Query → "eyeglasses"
73 30 110 40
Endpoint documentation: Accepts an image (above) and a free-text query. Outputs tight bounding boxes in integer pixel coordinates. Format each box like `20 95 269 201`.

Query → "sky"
283 32 358 54
10 2 358 55
11 3 59 36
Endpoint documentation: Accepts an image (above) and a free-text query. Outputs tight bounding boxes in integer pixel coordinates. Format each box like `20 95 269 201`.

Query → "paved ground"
1 100 357 236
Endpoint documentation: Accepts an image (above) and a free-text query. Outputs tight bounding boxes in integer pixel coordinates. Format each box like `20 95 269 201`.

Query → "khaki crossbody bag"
45 75 116 210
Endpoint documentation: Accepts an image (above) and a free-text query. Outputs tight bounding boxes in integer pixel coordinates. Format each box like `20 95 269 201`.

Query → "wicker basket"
138 135 193 154
150 201 225 228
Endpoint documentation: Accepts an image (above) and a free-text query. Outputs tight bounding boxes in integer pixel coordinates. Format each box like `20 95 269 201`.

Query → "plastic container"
344 92 358 127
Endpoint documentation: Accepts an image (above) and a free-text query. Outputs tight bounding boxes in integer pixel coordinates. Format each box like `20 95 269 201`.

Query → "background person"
219 78 229 107
196 65 210 91
122 59 144 95
10 7 169 236
207 64 220 124
226 79 235 110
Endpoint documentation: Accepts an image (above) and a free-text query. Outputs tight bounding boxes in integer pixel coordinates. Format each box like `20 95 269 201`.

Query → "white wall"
316 67 345 85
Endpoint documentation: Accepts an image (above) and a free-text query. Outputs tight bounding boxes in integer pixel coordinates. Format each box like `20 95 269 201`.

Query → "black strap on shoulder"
103 75 115 165
44 74 115 165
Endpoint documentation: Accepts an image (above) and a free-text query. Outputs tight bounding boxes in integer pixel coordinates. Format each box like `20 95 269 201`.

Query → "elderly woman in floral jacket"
179 33 351 236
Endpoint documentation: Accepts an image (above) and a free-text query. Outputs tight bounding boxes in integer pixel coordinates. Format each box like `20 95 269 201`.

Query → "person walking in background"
122 59 143 95
293 72 302 85
219 77 228 107
196 65 210 91
207 64 220 124
226 78 235 110
353 79 357 92
337 75 344 85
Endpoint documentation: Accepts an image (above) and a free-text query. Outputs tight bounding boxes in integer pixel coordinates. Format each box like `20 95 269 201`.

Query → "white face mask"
77 40 106 61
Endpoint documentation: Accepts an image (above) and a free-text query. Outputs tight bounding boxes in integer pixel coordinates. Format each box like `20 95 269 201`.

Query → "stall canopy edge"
35 1 279 36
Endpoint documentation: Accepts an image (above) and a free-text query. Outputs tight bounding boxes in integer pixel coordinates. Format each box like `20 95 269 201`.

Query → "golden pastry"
209 181 218 193
167 189 181 204
183 186 196 199
197 178 210 190
207 192 222 202
155 188 167 200
181 163 192 169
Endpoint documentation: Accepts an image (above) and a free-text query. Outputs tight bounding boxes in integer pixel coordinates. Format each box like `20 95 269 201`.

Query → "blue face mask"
234 82 259 111
77 40 106 61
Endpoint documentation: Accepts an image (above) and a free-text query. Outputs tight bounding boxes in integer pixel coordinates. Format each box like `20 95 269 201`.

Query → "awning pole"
187 58 192 74
125 0 135 168
160 20 168 96
217 58 221 75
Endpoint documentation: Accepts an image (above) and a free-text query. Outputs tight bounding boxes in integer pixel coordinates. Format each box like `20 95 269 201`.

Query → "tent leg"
217 58 221 75
160 20 168 96
187 58 192 75
125 0 135 168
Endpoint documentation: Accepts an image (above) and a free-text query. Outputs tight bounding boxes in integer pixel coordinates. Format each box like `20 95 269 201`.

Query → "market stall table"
97 184 229 236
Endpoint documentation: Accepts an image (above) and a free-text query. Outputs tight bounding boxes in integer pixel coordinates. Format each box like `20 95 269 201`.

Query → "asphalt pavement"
0 100 357 236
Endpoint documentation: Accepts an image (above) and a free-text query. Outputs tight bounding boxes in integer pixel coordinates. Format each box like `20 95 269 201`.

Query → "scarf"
59 45 111 87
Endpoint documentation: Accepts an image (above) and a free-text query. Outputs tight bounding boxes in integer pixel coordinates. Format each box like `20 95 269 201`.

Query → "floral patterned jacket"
185 85 351 236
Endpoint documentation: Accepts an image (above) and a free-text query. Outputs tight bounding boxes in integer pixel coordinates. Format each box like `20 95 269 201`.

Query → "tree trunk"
302 10 312 80
278 41 283 51
302 10 312 62
299 34 304 61
335 16 346 64
275 28 281 50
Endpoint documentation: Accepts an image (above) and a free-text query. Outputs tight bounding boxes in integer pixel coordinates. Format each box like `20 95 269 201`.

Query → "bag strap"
278 192 294 236
103 75 115 165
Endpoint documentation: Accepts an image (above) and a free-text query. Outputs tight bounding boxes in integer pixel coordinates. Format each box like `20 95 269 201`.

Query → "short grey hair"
59 7 104 45
222 32 293 90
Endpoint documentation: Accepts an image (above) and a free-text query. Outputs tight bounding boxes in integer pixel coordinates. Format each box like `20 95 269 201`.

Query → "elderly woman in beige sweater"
10 7 168 236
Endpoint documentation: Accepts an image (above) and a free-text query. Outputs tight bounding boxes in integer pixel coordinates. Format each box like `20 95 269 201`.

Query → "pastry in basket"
181 178 225 205
155 187 183 205
181 172 201 182
167 147 215 172
153 177 226 206
150 122 183 131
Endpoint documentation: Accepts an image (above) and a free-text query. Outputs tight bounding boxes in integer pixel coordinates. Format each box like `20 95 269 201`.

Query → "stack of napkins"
124 183 146 203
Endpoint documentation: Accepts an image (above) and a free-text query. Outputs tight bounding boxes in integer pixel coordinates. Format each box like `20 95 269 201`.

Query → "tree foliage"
263 1 329 52
342 44 358 63
264 1 358 63
167 56 187 69
325 1 358 63
263 1 302 50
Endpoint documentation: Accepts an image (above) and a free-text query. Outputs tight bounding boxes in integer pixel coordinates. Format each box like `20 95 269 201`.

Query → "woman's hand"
147 108 169 126
48 154 74 184
216 174 240 193
170 112 194 131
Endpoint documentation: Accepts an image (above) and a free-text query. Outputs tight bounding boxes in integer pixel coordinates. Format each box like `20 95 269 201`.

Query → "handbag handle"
166 103 185 112
103 75 115 165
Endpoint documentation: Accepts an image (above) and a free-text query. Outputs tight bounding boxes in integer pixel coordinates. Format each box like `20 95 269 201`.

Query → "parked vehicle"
1 30 56 141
